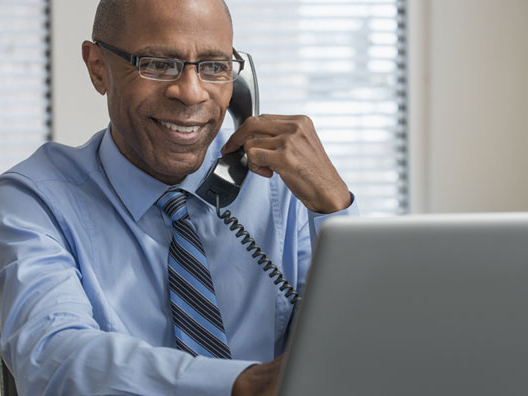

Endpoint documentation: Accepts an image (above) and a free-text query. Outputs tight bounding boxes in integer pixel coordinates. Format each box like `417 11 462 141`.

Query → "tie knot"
156 189 189 221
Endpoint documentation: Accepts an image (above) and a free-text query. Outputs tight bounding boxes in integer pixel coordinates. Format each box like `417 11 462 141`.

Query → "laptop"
278 213 528 396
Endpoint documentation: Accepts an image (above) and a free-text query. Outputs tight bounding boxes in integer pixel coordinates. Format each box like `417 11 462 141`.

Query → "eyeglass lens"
138 57 241 82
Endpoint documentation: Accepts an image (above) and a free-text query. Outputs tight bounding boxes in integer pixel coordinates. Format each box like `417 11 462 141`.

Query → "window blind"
0 0 51 174
227 0 408 216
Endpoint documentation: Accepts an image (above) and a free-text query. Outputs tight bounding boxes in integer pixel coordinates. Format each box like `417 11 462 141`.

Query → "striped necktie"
156 188 231 359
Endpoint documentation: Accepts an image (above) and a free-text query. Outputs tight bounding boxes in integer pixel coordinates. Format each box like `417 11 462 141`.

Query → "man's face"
101 0 233 184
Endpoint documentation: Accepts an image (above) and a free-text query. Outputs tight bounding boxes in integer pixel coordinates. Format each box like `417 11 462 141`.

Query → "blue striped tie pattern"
156 189 231 359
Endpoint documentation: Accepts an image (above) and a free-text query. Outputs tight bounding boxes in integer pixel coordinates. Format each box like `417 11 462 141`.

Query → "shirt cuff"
308 192 359 238
177 357 258 396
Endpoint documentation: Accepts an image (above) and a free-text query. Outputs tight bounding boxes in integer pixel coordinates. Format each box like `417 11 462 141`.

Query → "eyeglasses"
95 41 245 83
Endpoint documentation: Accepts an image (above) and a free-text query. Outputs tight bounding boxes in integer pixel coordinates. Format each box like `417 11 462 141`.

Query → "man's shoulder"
1 130 106 187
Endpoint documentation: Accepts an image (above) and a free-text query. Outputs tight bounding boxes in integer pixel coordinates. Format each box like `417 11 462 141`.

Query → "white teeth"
159 120 200 133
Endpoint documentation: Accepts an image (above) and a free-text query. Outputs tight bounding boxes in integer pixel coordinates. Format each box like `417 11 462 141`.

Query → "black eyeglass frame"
94 40 245 83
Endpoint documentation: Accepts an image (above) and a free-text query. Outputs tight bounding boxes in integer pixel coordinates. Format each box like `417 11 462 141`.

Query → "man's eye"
150 60 170 71
201 61 230 75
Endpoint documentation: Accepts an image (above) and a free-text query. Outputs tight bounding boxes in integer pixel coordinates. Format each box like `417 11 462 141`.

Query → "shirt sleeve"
294 192 359 297
308 192 359 249
0 174 255 396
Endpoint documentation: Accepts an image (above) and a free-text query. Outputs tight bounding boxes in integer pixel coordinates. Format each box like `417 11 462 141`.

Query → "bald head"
92 0 232 43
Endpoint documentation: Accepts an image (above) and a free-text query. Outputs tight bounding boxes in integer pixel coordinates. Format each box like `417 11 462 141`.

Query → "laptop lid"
278 213 528 396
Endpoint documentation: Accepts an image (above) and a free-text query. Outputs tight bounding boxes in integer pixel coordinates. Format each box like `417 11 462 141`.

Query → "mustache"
151 103 214 120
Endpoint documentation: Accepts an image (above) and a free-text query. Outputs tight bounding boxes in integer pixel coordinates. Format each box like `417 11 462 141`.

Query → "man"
0 0 357 394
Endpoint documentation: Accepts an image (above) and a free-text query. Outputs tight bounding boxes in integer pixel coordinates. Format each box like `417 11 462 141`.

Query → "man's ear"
82 41 107 96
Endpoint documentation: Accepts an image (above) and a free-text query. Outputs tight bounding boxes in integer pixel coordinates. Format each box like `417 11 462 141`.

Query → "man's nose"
165 65 209 105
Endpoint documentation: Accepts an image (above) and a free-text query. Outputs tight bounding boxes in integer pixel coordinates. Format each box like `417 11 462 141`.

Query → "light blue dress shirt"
0 127 358 395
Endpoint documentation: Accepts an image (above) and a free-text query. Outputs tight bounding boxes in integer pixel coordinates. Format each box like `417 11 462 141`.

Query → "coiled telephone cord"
215 194 301 305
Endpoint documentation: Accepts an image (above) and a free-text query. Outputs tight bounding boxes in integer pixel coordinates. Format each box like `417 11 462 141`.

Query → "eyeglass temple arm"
95 41 140 67
233 48 245 72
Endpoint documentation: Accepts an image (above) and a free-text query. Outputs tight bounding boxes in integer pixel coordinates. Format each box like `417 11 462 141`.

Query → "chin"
155 157 204 182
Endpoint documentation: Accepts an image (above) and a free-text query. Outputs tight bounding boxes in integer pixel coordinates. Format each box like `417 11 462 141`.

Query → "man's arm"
221 114 352 214
0 176 253 395
222 113 359 393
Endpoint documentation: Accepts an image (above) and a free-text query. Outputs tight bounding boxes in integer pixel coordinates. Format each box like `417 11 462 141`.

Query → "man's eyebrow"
198 49 232 59
136 46 231 60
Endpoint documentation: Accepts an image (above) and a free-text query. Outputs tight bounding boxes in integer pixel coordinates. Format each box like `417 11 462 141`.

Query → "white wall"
51 0 107 146
409 0 528 213
52 0 528 213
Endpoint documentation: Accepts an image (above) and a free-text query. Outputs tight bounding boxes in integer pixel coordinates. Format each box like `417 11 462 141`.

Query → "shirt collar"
98 126 223 221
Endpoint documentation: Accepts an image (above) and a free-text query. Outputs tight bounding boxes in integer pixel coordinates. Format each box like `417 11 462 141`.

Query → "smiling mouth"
157 120 202 133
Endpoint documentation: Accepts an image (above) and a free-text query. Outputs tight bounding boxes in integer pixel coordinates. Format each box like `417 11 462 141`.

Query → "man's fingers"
221 116 264 154
232 355 285 396
221 115 306 154
246 147 283 174
244 134 283 153
248 163 274 178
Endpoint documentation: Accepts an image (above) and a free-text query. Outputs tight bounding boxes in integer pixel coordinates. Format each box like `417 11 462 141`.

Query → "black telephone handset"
196 51 258 208
196 52 300 305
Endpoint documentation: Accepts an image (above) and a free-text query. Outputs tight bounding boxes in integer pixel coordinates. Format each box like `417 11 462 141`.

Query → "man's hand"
232 355 284 396
221 114 351 214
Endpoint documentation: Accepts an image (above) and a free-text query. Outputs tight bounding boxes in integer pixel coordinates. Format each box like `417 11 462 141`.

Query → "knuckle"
247 154 264 172
280 135 293 151
246 147 262 165
303 116 315 129
248 115 260 125
245 144 255 157
298 116 313 130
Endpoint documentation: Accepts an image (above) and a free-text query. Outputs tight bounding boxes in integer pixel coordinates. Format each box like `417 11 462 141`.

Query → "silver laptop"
278 213 528 396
